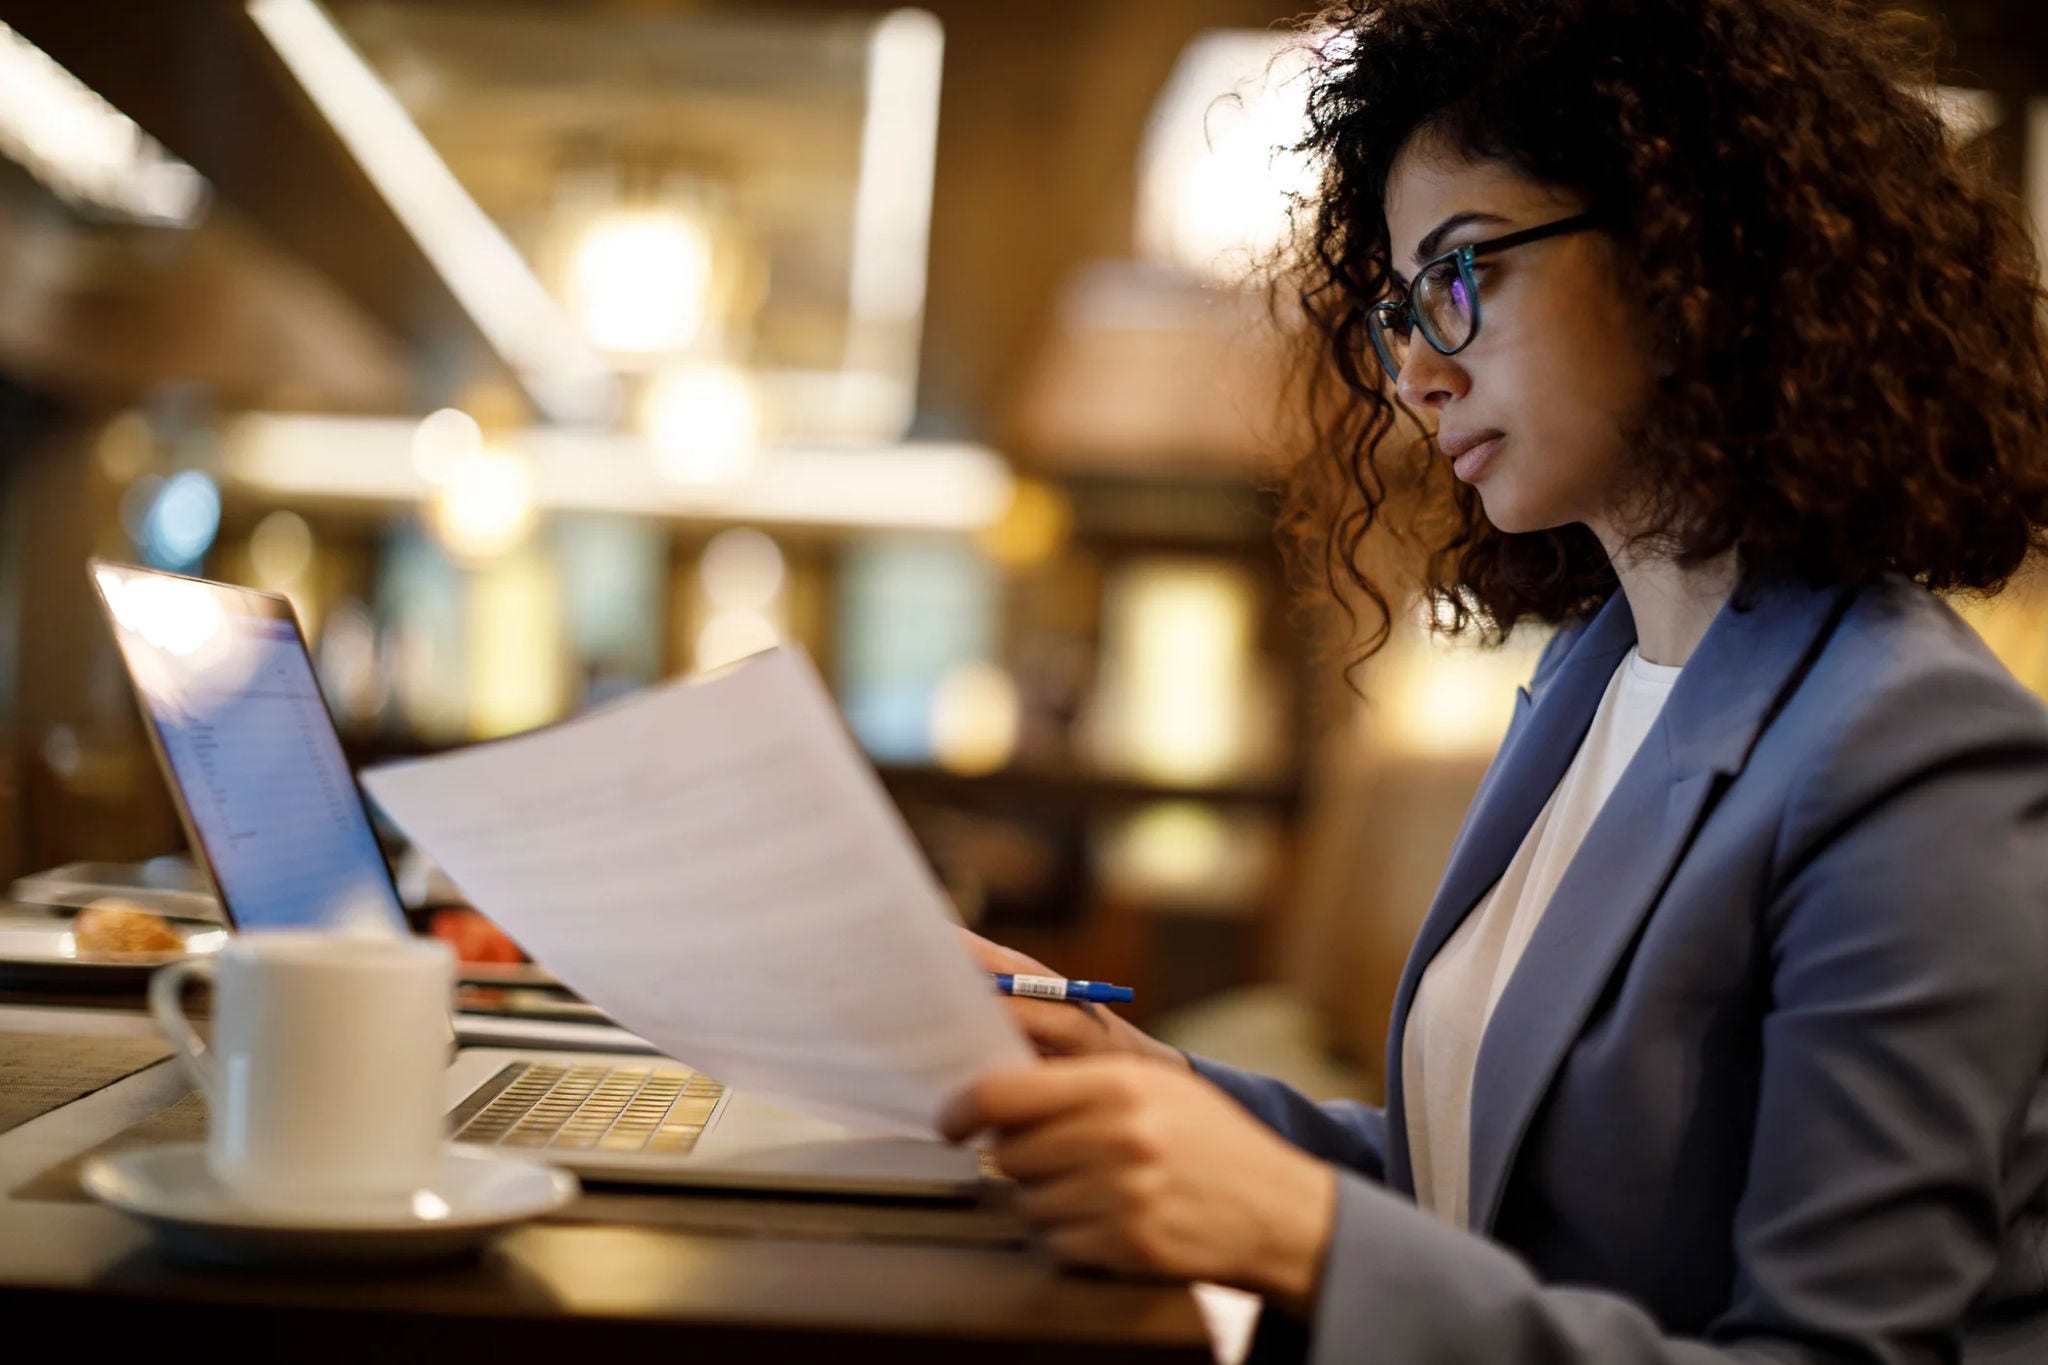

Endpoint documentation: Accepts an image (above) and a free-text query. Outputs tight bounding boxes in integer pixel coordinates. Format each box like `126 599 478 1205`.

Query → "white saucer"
81 1144 579 1269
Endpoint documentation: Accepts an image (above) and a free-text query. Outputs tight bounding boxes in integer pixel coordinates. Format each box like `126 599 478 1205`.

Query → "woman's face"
1382 129 1654 542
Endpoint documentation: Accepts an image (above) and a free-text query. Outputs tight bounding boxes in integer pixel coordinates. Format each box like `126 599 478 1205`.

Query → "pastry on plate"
71 899 186 955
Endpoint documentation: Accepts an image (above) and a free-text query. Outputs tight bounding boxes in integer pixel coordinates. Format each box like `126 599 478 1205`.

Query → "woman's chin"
1477 491 1570 537
1475 489 1532 533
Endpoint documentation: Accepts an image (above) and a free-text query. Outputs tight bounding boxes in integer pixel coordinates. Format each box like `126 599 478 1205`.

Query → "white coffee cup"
149 931 453 1212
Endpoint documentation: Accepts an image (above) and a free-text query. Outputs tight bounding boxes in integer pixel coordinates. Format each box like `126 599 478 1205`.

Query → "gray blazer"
1195 575 2048 1363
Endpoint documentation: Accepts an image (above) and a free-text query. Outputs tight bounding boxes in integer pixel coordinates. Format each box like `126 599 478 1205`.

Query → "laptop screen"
91 563 408 935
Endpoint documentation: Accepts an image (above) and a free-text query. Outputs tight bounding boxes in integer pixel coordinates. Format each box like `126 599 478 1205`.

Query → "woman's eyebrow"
1387 210 1512 292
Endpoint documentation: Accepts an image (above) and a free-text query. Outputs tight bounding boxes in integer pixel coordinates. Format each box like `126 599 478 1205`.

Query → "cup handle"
148 957 218 1102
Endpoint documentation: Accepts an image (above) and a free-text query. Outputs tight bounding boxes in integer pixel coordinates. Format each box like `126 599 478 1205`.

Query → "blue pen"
991 972 1135 1005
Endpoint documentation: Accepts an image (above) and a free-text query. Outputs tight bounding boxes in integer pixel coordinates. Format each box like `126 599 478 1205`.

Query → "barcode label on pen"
1010 975 1068 1000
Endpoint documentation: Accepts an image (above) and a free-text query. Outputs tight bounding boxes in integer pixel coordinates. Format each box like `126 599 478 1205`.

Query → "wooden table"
0 1004 1218 1363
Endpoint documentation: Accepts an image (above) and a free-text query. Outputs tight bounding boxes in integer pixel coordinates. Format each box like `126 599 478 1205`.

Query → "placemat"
0 1031 173 1136
15 1091 1031 1249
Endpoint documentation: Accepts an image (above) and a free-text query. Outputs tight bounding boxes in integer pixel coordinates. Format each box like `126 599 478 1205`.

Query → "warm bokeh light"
1135 30 1318 284
410 407 482 485
692 528 788 672
467 551 565 738
695 609 781 673
930 662 1020 775
428 446 538 560
248 510 315 589
1103 800 1227 896
94 412 153 483
1096 801 1276 912
699 528 786 612
978 477 1073 570
249 0 616 424
644 364 759 485
1374 603 1548 758
1092 559 1253 784
567 208 714 356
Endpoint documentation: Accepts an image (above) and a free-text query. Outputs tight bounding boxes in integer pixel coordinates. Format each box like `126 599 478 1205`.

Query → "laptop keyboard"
453 1062 727 1156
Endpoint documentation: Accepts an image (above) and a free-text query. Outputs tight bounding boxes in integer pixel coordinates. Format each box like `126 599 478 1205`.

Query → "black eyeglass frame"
1367 212 1602 381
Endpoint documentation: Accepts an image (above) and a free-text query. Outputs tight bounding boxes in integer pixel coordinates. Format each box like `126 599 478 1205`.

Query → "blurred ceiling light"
247 0 617 424
0 22 209 226
249 510 315 589
568 209 714 356
410 407 482 485
225 414 1013 533
695 609 781 673
1135 31 1319 285
428 446 537 561
842 9 944 437
644 364 759 485
930 662 1020 776
1094 559 1253 785
848 10 943 329
699 528 785 612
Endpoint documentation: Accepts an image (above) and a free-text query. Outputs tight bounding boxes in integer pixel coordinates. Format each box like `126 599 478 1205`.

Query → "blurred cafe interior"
2 0 2048 1111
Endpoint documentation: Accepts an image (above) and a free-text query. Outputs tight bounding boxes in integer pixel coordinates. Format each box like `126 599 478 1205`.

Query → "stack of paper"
362 646 1034 1136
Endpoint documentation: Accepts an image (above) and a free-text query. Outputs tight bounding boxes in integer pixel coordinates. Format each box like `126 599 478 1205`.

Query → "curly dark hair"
1277 0 2048 664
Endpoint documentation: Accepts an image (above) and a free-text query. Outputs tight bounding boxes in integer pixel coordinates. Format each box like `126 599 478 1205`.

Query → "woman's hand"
940 1054 1337 1314
960 929 1187 1068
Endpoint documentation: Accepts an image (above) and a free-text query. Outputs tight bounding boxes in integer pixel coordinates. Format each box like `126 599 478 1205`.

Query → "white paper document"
361 646 1035 1136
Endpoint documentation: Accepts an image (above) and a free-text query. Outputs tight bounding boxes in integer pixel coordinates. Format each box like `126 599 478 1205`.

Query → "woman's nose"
1395 345 1468 410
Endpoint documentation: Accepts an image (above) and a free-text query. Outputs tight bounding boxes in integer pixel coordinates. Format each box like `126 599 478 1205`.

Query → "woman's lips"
1449 433 1504 482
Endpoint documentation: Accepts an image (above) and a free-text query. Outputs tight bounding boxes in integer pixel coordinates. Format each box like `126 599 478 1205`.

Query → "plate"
0 917 552 991
0 917 227 991
82 1143 578 1269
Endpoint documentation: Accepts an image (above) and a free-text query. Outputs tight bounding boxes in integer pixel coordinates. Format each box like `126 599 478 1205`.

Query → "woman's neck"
1598 538 1740 668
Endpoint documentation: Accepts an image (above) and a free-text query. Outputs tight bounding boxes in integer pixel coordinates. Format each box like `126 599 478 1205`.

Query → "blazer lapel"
1382 593 1637 1195
1460 577 1853 1232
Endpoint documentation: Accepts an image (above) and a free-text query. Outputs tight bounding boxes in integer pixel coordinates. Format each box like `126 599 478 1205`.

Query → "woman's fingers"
1041 1221 1129 1271
958 929 1123 1059
1012 1170 1143 1223
1001 996 1112 1056
956 926 1053 976
991 1111 1159 1182
940 1058 1135 1141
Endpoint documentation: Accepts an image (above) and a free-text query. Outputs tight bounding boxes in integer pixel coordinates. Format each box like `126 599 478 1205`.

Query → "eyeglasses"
1366 213 1601 383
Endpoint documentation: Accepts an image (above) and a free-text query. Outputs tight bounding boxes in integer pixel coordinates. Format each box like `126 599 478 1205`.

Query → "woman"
941 1 2048 1360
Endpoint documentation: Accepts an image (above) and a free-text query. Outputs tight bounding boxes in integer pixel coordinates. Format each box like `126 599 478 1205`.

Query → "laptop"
89 559 987 1199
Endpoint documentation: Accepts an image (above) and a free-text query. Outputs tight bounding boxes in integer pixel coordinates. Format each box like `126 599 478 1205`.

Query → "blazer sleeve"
1285 665 2048 1364
1187 1054 1389 1182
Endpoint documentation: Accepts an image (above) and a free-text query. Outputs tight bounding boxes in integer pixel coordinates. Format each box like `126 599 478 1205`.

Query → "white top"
1402 646 1683 1227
